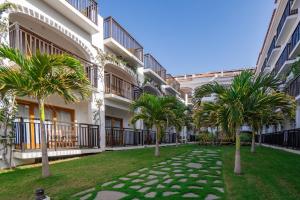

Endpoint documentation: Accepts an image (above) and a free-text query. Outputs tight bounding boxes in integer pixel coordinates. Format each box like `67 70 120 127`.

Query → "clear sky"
100 0 274 76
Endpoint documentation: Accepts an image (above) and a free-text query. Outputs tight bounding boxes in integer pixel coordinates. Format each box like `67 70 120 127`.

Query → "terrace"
144 54 167 84
104 17 144 65
163 74 181 96
9 23 98 88
66 0 98 24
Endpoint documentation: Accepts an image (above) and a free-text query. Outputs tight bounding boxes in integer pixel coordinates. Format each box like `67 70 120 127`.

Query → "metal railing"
14 118 100 151
274 43 291 74
267 36 278 59
66 0 98 24
104 17 144 62
277 0 297 36
287 74 300 97
258 128 300 149
9 23 98 87
166 74 180 91
105 128 177 147
104 73 142 101
290 21 300 54
144 54 167 81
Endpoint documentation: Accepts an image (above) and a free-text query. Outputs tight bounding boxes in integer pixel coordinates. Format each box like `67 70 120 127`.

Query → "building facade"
0 0 183 168
256 0 300 132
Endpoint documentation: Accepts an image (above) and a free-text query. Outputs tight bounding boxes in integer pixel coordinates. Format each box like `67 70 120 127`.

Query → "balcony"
287 74 300 98
104 17 144 65
105 128 176 147
13 118 100 158
43 0 99 33
144 54 167 84
104 73 142 104
289 21 300 58
273 43 296 76
266 36 281 67
166 74 180 91
66 0 98 24
9 23 98 88
276 0 298 46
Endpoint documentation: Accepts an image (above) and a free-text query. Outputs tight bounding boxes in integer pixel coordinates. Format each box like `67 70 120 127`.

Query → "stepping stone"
159 162 167 165
163 175 170 179
72 188 95 197
188 186 203 189
119 177 130 181
182 193 199 198
213 180 222 184
197 180 207 184
171 185 181 189
172 157 181 160
94 191 127 200
163 179 173 184
216 170 221 175
187 169 194 172
138 187 151 193
173 169 182 173
157 184 165 189
216 161 222 166
187 163 202 169
171 163 182 166
80 193 92 200
139 174 146 178
205 175 219 178
138 168 148 172
145 179 159 185
161 167 171 171
132 179 144 183
205 194 220 200
130 185 142 190
189 174 198 178
174 174 184 177
113 183 125 189
213 187 224 193
149 170 166 175
145 192 156 198
179 178 187 183
199 169 209 173
102 181 116 187
163 191 178 197
128 172 139 176
147 175 157 179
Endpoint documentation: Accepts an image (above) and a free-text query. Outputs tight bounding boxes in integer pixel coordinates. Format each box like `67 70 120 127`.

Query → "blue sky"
101 0 274 76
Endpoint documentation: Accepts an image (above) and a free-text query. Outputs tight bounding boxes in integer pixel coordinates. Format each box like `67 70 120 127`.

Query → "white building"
0 0 183 168
256 0 300 132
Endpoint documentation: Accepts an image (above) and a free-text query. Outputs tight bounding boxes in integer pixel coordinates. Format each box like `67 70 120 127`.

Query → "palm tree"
0 45 91 177
131 94 176 156
194 70 289 174
169 99 188 146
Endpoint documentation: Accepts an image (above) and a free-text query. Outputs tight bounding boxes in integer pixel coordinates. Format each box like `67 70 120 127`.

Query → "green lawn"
1 145 300 200
223 146 300 200
0 145 195 200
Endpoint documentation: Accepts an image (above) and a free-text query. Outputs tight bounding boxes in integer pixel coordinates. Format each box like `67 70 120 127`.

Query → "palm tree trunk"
38 98 51 178
234 128 241 175
155 126 160 157
251 131 256 153
259 129 262 146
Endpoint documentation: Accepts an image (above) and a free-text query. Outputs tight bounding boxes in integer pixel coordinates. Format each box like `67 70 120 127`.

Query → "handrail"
66 0 98 24
166 74 180 91
144 54 167 80
8 23 98 87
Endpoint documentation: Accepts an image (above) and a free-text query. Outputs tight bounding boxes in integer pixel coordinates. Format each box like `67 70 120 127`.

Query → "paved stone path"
73 149 225 200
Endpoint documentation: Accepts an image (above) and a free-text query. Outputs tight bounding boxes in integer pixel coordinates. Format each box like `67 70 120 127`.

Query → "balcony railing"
290 21 300 54
287 74 300 97
277 0 297 36
274 43 291 74
144 54 167 80
257 128 300 149
105 128 176 147
267 36 278 59
66 0 98 24
9 23 98 87
14 118 100 151
105 73 142 101
166 74 180 91
104 17 144 62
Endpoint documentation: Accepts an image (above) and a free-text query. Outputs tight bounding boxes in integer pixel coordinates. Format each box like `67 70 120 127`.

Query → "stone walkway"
73 149 225 200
